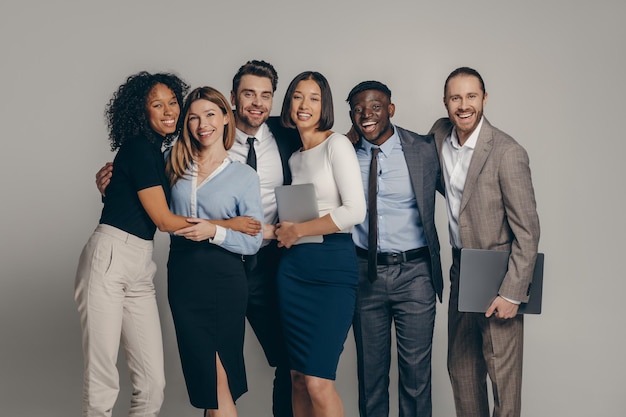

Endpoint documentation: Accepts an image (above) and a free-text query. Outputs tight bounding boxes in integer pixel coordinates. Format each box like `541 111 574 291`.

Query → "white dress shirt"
441 117 484 249
230 123 284 227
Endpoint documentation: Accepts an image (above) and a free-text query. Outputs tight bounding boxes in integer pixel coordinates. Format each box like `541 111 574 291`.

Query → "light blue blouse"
169 158 263 255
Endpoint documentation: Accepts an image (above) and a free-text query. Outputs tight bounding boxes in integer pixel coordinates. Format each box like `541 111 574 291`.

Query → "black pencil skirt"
167 236 248 409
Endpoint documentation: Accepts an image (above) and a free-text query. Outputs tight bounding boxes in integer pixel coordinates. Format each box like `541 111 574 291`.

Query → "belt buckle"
391 253 400 264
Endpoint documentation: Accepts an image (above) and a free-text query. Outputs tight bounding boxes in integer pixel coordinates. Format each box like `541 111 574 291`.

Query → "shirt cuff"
500 295 521 305
209 225 226 245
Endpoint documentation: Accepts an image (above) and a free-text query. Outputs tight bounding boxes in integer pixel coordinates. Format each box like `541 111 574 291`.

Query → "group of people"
74 59 540 417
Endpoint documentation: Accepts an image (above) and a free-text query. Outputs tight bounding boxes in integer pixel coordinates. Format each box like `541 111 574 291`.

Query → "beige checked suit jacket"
430 117 540 303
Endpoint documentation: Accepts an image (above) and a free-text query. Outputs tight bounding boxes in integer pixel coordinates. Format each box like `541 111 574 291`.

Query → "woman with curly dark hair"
74 71 210 417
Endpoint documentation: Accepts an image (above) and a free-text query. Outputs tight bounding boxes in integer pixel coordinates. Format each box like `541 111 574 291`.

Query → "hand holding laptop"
274 184 324 247
485 296 520 319
275 221 301 248
459 249 544 315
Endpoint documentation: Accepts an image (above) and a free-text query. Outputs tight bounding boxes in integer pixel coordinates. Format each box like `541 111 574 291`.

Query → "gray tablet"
274 184 323 244
459 249 544 314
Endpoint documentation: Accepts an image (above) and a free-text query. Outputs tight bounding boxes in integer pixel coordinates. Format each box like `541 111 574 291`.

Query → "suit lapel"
398 128 425 217
432 119 452 171
459 118 494 214
266 117 300 185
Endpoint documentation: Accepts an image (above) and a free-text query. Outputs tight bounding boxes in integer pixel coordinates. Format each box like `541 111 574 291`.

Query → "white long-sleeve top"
288 132 366 233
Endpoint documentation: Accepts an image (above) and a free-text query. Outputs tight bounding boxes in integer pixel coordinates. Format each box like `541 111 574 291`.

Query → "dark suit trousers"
245 241 293 417
353 255 436 417
448 249 524 417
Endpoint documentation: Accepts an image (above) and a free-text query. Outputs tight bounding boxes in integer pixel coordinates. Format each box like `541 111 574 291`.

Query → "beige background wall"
1 0 623 415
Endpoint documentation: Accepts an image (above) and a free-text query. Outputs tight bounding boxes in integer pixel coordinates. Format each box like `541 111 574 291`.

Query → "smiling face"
290 79 322 130
231 74 273 135
187 99 229 150
444 74 488 145
146 83 180 137
349 89 395 146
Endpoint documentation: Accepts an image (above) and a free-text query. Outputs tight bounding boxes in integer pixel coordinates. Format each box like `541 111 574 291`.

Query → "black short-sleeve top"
99 134 170 240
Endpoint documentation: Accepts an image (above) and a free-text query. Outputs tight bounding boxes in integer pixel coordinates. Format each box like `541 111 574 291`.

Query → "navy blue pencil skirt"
276 233 358 380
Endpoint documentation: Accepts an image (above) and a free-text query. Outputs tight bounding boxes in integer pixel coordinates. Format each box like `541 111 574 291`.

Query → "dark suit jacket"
429 117 540 302
242 117 301 272
265 117 302 185
357 125 444 301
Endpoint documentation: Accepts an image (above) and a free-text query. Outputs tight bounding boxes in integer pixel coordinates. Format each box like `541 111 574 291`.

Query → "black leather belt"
356 246 429 265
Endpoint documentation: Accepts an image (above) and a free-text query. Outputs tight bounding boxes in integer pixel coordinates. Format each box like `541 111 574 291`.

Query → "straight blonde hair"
166 86 235 185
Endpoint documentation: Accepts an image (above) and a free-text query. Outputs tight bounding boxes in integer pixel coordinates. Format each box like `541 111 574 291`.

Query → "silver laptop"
274 184 323 245
458 249 544 314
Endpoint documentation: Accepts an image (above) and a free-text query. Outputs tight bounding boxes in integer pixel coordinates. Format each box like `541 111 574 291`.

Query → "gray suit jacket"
429 117 540 303
357 125 444 301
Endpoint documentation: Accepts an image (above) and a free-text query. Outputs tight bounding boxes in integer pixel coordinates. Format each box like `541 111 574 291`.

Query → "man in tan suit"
429 67 540 417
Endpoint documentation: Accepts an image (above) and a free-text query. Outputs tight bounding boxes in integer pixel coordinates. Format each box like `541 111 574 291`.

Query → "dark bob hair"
105 71 189 151
280 71 334 131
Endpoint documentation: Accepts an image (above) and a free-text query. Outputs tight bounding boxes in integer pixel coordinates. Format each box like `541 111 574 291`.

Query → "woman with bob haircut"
274 71 366 417
74 71 209 417
165 86 263 417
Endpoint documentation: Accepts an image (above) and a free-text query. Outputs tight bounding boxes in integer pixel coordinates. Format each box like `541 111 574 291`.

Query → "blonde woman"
165 86 263 417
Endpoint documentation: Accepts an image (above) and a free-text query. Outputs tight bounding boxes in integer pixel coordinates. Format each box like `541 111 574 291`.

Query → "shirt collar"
449 116 484 150
359 124 399 156
146 130 166 151
235 122 269 145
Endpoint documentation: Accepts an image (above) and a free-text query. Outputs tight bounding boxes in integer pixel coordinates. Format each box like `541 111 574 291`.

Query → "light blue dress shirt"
353 126 427 253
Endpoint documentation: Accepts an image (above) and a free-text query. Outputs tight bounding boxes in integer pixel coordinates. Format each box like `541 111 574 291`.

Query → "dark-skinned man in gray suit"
347 80 443 417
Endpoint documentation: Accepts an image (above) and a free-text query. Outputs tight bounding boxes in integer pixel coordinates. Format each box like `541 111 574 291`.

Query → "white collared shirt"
441 117 484 249
230 123 284 242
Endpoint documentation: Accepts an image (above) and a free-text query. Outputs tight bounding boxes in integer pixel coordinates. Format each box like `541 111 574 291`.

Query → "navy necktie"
368 147 380 283
246 137 257 170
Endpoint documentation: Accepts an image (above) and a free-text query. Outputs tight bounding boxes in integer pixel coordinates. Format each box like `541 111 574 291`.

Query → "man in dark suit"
227 59 301 417
429 67 540 417
347 80 443 417
96 60 301 417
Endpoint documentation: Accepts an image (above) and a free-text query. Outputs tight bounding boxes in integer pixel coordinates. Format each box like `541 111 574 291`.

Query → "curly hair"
166 86 236 186
105 71 189 151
